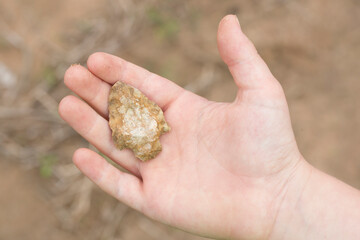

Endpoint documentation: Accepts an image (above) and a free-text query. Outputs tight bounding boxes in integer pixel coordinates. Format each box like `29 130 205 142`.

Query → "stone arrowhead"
108 81 170 161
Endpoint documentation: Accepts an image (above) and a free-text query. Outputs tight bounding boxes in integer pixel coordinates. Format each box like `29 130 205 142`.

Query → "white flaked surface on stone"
108 81 170 161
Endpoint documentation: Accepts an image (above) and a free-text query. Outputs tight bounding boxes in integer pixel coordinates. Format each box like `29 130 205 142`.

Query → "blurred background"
0 0 359 239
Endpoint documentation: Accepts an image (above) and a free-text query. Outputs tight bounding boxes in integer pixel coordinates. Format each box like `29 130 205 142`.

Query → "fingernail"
232 15 240 27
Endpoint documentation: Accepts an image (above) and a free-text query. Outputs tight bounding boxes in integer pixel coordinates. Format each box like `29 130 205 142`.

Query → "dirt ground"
0 0 359 239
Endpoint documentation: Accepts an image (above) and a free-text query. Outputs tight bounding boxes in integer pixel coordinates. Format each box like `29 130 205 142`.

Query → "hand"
59 15 311 239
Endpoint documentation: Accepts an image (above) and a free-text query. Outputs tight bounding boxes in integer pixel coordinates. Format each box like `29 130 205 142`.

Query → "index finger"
87 52 186 111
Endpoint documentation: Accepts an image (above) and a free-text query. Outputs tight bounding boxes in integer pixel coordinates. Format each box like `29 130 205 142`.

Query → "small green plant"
76 19 93 34
147 8 179 40
42 66 57 87
39 154 57 178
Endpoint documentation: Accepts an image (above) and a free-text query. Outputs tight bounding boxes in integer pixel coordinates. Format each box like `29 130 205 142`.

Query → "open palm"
59 16 305 239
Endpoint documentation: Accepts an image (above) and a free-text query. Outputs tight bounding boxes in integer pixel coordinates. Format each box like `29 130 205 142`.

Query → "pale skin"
58 15 360 239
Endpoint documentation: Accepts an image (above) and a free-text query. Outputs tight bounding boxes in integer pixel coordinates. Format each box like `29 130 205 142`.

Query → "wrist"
268 158 313 239
269 158 360 240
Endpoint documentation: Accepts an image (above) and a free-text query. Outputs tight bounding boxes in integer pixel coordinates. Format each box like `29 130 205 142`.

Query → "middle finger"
58 95 141 177
64 64 110 119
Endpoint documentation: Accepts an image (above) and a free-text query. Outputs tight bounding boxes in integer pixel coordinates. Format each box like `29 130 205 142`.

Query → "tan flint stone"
108 81 170 161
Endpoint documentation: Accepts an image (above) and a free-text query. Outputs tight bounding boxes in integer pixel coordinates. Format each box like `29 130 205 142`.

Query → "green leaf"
39 154 57 178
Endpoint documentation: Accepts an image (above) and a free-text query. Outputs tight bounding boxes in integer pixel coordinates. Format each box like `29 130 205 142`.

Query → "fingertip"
73 148 103 182
64 67 73 88
218 15 241 41
72 148 88 166
217 15 246 66
87 52 125 84
64 64 89 88
58 95 75 120
217 14 278 91
58 95 97 136
87 52 107 73
64 64 80 81
219 14 240 29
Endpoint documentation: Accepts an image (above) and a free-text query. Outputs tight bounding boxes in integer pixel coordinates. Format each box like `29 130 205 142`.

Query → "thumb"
217 15 279 93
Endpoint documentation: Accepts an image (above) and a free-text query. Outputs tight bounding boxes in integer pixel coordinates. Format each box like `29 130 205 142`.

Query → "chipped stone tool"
108 81 170 161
